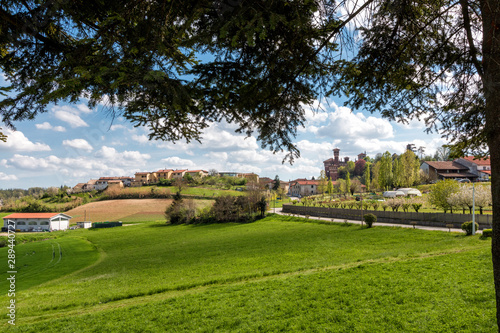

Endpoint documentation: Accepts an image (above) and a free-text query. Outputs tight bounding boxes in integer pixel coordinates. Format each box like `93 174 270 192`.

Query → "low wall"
282 204 492 230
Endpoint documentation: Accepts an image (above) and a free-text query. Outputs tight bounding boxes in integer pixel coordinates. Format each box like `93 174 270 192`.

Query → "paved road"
273 207 481 234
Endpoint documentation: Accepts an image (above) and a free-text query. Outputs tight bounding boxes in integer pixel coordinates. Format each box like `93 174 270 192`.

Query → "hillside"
0 215 495 331
64 199 173 223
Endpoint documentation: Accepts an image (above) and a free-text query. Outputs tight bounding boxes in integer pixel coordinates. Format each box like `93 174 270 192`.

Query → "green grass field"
0 215 495 332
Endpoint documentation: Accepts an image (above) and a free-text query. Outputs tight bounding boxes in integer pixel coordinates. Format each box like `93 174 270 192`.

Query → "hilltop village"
70 147 491 198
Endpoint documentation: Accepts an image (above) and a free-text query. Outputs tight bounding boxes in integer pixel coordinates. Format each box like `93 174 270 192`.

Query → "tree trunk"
482 0 500 329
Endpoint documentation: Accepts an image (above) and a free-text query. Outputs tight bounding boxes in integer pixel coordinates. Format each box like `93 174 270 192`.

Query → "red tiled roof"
480 170 492 175
424 161 468 170
157 169 173 173
2 213 70 219
294 180 319 185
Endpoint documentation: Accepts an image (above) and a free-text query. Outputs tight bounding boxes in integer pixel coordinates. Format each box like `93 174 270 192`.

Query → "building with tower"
323 148 366 181
323 148 349 181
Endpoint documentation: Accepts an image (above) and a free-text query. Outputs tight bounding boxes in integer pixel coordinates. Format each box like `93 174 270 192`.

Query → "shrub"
363 213 377 228
481 229 493 238
461 221 479 235
165 199 197 224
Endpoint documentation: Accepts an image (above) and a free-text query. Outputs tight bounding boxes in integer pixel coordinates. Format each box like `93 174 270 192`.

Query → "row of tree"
429 180 492 214
316 149 422 193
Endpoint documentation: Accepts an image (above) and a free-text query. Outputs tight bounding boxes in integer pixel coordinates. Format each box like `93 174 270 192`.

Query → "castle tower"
333 148 340 164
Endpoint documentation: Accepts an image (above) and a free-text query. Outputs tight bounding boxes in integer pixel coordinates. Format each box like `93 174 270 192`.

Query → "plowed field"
65 199 172 223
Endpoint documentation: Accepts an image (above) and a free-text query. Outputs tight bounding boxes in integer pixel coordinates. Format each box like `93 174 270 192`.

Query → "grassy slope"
1 215 495 332
0 236 99 292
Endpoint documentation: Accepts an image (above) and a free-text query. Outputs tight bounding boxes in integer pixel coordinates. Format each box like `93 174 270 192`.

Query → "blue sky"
0 76 447 189
0 2 451 190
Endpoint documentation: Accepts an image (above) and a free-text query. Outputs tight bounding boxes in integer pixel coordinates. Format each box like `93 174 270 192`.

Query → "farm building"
2 213 72 232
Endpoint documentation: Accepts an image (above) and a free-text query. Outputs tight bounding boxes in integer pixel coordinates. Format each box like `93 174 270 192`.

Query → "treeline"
317 149 424 196
293 196 425 213
1 187 92 212
158 174 247 189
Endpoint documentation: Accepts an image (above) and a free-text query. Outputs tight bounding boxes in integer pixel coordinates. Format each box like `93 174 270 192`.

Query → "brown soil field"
65 199 173 223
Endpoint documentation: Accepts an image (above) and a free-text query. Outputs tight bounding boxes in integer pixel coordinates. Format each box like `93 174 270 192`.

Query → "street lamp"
472 181 476 235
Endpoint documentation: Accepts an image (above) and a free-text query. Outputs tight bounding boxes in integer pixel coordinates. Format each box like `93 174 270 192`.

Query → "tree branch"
460 0 484 78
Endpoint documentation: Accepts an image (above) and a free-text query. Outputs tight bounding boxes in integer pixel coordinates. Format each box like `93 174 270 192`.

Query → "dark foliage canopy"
333 0 486 156
0 0 340 161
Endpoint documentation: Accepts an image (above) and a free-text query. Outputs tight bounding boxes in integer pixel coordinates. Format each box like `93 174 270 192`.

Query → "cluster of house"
72 169 260 193
288 154 492 198
70 150 490 196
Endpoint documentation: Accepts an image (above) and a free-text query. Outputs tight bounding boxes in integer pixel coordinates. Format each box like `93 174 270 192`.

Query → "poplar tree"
363 163 371 192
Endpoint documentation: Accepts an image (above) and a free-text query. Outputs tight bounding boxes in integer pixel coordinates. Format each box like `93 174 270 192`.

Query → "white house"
289 179 319 197
3 213 72 232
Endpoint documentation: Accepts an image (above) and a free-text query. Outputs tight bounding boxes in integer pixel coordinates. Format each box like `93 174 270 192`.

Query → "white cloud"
63 139 93 152
110 124 127 131
0 129 51 152
76 104 93 114
1 148 151 182
161 157 196 168
296 140 339 155
226 162 262 174
95 146 151 167
204 152 228 161
132 134 149 144
0 172 18 181
303 107 329 124
3 154 56 170
350 138 407 155
35 122 66 132
52 105 91 128
229 150 270 164
54 110 89 128
197 123 259 151
314 105 394 140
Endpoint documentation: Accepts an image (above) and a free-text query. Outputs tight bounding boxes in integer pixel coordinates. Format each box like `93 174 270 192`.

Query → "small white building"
3 213 72 232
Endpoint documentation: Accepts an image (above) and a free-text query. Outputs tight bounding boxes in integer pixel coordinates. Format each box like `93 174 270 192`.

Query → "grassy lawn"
0 215 495 332
0 212 12 219
108 186 244 198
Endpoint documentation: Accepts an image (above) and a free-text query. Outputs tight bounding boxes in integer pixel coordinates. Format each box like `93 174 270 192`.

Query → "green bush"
481 229 492 238
363 213 377 228
165 198 196 224
461 221 479 235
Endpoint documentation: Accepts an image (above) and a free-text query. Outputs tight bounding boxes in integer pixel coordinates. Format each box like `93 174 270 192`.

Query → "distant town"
70 145 491 198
